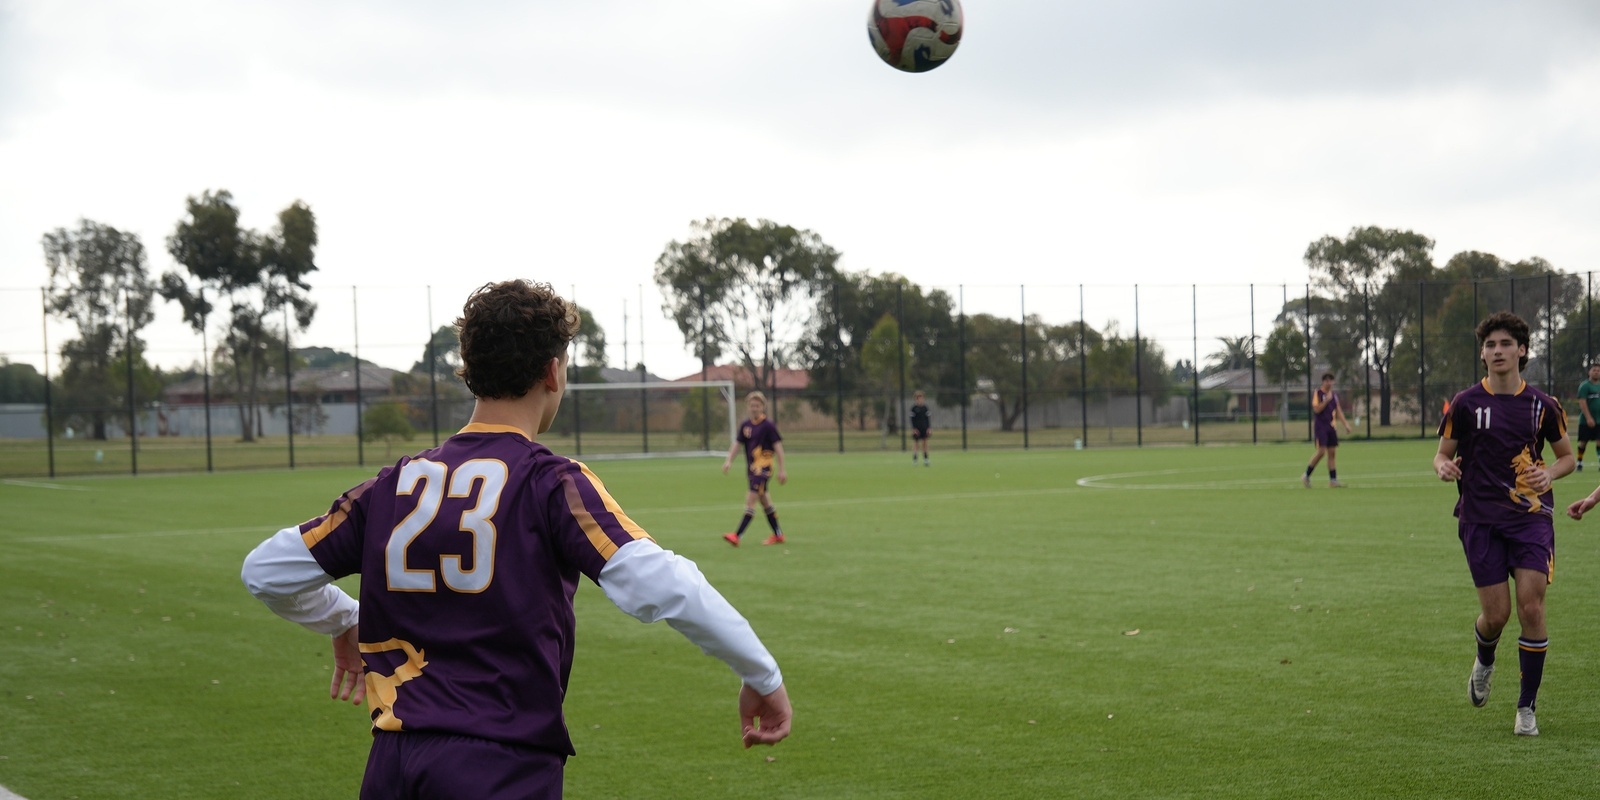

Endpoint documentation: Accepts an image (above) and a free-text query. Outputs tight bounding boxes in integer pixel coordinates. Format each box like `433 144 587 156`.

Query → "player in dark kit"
1302 373 1353 487
910 390 931 466
1573 363 1600 471
1433 311 1573 737
242 281 791 798
722 391 787 546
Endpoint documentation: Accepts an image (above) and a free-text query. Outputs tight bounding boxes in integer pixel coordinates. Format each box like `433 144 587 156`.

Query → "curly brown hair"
455 280 580 399
1475 310 1530 371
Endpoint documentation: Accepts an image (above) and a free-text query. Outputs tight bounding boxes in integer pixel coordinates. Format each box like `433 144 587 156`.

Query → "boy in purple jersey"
1302 373 1353 487
241 280 791 798
722 391 788 546
1434 311 1573 737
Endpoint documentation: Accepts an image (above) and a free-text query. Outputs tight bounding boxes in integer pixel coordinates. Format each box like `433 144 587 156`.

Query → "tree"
1084 324 1172 403
42 219 157 439
1304 226 1436 426
1205 336 1252 375
800 271 961 420
964 313 1055 432
411 325 464 383
859 314 913 444
0 358 47 404
1259 323 1308 438
363 402 414 458
160 190 319 442
655 217 840 392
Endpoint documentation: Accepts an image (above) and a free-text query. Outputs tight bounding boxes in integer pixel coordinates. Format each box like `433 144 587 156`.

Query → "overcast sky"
3 0 1598 379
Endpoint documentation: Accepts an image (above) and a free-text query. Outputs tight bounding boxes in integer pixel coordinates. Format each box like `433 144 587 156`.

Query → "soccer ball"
868 0 963 73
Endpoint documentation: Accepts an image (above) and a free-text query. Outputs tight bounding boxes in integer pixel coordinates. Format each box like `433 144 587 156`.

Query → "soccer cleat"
1469 659 1494 707
1514 706 1539 736
722 533 740 547
1301 474 1311 488
1329 480 1345 488
763 533 785 545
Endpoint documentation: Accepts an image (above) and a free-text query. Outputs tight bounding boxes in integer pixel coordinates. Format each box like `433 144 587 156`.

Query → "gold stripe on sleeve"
577 464 652 543
301 506 349 549
563 473 620 560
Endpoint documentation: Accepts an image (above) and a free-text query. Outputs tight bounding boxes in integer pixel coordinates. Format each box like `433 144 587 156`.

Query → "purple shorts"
1459 517 1555 588
362 730 565 800
1314 427 1339 448
747 469 771 493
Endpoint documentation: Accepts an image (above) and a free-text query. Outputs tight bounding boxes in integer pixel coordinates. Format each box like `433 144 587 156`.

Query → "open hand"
331 625 366 705
1568 496 1598 520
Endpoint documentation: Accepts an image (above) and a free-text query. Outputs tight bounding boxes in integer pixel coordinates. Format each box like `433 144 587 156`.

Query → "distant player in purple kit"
1302 372 1353 487
242 280 791 798
1433 311 1573 737
910 390 931 466
722 391 788 546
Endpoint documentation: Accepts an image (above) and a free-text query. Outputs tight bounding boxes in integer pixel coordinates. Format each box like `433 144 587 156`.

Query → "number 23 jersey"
299 423 650 755
1438 380 1567 523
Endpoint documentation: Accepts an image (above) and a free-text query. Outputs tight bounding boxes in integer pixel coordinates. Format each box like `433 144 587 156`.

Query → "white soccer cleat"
1514 706 1539 736
1301 474 1311 488
1328 480 1345 488
1468 659 1493 707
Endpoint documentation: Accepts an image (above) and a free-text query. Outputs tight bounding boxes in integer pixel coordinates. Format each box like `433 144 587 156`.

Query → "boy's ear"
543 357 563 391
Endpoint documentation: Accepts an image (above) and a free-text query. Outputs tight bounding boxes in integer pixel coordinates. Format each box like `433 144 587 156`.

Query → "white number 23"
386 458 508 593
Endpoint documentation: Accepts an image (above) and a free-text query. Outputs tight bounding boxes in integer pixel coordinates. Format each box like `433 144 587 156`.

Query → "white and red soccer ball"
868 0 963 73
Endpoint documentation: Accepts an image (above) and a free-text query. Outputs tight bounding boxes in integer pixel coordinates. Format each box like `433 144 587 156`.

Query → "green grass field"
3 440 1599 799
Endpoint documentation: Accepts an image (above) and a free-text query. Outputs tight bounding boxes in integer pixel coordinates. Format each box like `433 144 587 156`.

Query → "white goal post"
558 379 737 460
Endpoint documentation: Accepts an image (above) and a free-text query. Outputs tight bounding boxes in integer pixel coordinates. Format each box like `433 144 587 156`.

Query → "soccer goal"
549 379 737 460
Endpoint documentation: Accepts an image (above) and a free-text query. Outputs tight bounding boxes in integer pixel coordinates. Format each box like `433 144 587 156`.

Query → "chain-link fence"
3 275 1595 478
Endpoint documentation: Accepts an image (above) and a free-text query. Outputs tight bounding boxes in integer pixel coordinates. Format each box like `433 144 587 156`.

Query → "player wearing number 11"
241 280 790 798
1434 311 1573 737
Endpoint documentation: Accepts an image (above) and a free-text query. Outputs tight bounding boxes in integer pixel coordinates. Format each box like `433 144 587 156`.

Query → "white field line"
11 488 1087 543
0 784 28 799
1077 465 1438 490
2 479 87 491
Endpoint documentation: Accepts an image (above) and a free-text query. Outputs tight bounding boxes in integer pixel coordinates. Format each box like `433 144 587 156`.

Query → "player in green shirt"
1576 364 1600 471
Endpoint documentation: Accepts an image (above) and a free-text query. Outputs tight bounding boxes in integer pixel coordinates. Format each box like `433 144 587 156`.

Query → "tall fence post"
40 288 56 478
699 289 709 452
958 285 968 451
1078 284 1088 448
1191 284 1199 445
201 292 213 472
1249 283 1258 444
640 284 649 455
1546 272 1554 389
1419 281 1426 439
1020 285 1030 449
1471 280 1479 382
1134 284 1143 447
1304 285 1313 442
126 292 138 476
897 282 907 452
427 286 440 448
1363 286 1372 439
833 281 844 453
354 286 365 467
283 305 295 468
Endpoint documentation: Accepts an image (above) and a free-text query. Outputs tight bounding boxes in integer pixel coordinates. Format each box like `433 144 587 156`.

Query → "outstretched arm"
599 538 790 748
242 528 363 704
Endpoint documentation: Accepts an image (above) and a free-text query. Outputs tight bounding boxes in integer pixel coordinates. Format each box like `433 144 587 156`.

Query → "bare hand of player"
1567 495 1598 520
1524 467 1553 494
777 469 787 485
1435 456 1462 481
721 460 731 475
331 625 366 705
739 683 792 748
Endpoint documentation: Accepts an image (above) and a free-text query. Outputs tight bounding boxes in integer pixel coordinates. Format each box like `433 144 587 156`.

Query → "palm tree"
1205 335 1253 375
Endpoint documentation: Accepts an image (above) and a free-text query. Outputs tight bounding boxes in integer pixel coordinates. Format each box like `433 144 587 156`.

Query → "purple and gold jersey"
737 416 782 476
1313 389 1338 435
1438 380 1567 524
297 423 650 755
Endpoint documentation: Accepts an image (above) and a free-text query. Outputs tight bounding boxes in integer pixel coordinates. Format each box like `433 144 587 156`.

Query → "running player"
242 280 791 797
1434 311 1573 737
722 391 787 546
